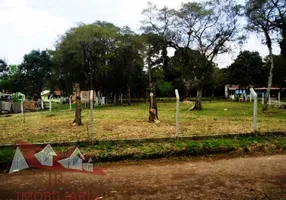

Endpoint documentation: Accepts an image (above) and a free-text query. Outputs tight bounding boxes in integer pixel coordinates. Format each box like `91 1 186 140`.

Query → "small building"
34 144 57 166
9 146 29 174
225 84 283 99
41 90 65 102
58 147 85 170
83 156 93 172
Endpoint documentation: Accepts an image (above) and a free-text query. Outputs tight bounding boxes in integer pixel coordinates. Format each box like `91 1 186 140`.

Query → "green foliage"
157 80 173 97
52 22 147 97
265 55 286 87
19 50 52 98
227 51 266 87
11 92 22 103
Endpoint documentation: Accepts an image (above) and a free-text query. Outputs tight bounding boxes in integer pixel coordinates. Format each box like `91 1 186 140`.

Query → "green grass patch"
0 100 286 144
1 135 286 170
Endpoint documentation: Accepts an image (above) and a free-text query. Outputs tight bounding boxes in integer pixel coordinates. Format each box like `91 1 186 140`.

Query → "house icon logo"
8 142 105 176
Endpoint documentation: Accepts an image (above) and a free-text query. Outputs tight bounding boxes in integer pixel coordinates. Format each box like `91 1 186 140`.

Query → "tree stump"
73 96 82 125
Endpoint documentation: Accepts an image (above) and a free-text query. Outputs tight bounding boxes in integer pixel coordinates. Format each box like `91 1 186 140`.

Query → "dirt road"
0 155 285 200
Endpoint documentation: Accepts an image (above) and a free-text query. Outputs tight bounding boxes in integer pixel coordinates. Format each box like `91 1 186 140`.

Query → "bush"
12 92 22 103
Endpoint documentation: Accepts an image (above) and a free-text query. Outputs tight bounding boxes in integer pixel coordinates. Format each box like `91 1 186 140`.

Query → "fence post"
262 93 264 105
49 94 54 112
250 88 257 132
90 90 94 144
175 89 180 137
278 92 281 107
69 95 72 110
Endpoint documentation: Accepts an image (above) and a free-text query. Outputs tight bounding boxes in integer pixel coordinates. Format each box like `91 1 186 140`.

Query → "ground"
0 154 285 200
0 101 285 145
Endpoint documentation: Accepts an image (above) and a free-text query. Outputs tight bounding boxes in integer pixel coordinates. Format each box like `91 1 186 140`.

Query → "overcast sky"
0 0 280 68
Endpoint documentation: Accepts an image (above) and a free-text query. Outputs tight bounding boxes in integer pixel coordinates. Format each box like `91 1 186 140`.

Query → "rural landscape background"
0 0 286 199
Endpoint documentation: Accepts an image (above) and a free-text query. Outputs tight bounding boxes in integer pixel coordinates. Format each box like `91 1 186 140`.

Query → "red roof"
54 90 62 96
14 142 105 175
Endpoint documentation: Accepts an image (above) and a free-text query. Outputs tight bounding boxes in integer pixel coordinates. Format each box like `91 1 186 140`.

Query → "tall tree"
142 0 242 110
227 51 266 87
19 50 52 98
245 0 279 110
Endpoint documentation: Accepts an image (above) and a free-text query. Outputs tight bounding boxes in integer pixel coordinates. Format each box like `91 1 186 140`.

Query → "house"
58 147 85 170
41 90 65 101
9 146 29 174
225 84 283 99
34 144 57 166
83 156 93 172
72 91 96 103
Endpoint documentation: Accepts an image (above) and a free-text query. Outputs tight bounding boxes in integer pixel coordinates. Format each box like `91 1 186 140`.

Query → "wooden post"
41 99 44 110
262 93 264 105
150 92 153 108
20 95 25 114
49 94 54 112
278 92 281 107
175 89 180 137
250 88 257 132
90 90 94 144
69 95 72 110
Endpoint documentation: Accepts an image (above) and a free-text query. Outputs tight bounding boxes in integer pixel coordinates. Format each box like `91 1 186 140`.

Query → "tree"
227 51 266 87
111 30 146 105
256 0 286 57
270 0 286 57
0 59 9 93
142 0 242 110
19 50 52 99
144 33 166 122
245 0 279 110
73 83 82 125
266 55 286 88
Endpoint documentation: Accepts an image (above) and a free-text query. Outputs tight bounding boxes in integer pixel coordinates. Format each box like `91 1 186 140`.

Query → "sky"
0 0 281 68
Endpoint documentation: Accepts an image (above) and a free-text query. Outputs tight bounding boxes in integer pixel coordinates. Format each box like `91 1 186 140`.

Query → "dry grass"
0 101 285 144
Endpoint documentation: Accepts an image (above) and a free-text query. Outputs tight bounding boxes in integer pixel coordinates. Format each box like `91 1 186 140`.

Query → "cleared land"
1 155 285 199
0 101 285 144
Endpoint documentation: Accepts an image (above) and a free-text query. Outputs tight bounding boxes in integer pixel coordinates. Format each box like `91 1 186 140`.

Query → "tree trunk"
263 33 274 111
127 87 131 106
73 83 82 125
193 87 203 110
147 46 159 123
148 82 159 123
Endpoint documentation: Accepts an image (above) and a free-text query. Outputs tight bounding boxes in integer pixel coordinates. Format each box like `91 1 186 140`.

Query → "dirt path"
0 155 286 200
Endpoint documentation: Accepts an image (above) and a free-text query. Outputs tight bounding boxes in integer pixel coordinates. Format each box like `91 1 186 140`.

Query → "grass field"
0 100 285 145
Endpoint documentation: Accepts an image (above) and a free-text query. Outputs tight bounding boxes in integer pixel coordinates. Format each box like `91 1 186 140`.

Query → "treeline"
0 0 285 110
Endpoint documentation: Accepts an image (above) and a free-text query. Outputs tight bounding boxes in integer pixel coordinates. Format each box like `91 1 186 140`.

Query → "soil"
0 155 285 200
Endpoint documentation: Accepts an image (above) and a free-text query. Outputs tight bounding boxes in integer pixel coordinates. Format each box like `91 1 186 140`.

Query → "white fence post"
41 99 44 110
250 88 258 132
90 90 94 144
278 92 281 107
69 95 72 110
175 89 180 137
49 94 54 112
262 93 264 105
